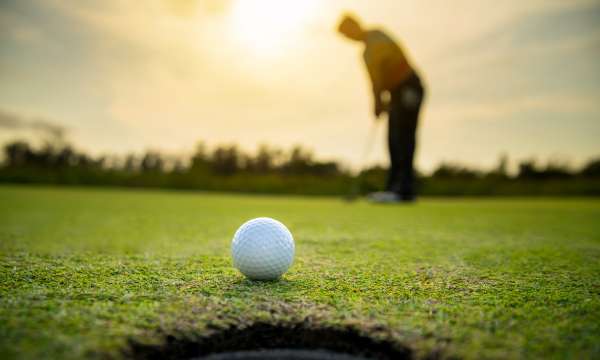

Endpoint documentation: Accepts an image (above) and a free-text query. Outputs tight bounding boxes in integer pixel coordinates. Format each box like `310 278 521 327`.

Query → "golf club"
344 118 381 202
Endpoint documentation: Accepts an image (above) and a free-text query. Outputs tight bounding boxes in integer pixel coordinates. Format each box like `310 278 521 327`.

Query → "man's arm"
364 42 387 118
366 65 384 118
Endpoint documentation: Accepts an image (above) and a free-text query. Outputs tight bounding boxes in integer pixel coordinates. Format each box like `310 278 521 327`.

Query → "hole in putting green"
129 323 411 360
195 348 382 359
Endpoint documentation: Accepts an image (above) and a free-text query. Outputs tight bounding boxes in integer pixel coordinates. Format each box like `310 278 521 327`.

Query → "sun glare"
230 0 319 58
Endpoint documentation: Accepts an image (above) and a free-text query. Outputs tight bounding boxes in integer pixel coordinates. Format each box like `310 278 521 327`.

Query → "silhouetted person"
338 15 425 203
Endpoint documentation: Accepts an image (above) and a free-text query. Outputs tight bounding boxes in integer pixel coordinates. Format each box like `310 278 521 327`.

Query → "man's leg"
386 109 402 193
398 120 417 200
395 77 424 201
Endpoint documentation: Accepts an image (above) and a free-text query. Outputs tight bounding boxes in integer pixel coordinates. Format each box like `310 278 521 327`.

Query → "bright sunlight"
229 0 319 58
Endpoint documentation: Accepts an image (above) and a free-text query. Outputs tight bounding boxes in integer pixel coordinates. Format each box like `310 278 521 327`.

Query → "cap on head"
337 14 364 41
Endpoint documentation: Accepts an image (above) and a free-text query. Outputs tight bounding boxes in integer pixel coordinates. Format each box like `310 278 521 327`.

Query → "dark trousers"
386 73 424 200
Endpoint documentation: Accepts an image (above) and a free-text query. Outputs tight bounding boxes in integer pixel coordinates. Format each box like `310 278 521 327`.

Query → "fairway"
1 185 599 359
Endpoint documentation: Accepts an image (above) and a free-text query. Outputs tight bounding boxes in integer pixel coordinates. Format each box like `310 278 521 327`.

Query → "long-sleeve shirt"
363 29 414 96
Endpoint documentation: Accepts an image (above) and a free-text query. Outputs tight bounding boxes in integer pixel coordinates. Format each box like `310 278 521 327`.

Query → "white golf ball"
231 217 295 280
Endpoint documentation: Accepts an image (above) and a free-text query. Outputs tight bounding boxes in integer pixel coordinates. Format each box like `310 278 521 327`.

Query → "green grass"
1 185 599 359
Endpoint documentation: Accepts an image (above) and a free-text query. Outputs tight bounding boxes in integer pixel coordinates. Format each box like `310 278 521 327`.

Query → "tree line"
1 140 599 196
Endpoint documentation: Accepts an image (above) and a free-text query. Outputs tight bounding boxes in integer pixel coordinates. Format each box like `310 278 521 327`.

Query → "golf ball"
231 217 295 280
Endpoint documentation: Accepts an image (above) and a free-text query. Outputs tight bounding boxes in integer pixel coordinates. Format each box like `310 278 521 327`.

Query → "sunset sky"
1 0 599 171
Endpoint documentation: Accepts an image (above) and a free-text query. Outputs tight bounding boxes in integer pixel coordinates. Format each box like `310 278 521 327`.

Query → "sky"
1 0 599 172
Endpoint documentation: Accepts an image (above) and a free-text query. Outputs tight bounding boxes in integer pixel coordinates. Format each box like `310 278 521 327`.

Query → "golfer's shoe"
367 191 401 203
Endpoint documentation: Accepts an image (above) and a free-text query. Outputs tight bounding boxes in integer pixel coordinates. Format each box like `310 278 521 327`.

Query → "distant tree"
190 142 210 173
3 141 31 167
95 156 107 170
580 158 600 178
542 162 572 179
172 159 186 174
77 154 90 169
254 145 276 173
517 160 539 180
282 146 313 175
54 146 76 168
488 153 510 179
123 155 138 173
140 152 164 173
518 160 573 180
432 163 480 179
308 161 342 177
211 145 240 175
35 145 55 167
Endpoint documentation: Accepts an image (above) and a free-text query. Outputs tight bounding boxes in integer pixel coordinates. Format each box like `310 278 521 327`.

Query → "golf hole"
129 322 411 360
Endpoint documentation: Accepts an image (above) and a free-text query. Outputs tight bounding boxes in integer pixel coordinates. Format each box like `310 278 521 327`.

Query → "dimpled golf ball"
232 217 295 280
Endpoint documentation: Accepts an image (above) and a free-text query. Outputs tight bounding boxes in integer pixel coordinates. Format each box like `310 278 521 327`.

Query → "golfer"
338 14 425 203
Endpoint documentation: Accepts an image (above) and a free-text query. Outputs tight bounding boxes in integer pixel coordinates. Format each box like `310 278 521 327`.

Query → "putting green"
1 185 599 359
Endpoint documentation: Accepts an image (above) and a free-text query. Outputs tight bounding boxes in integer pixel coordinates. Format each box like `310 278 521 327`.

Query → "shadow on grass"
219 277 304 298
